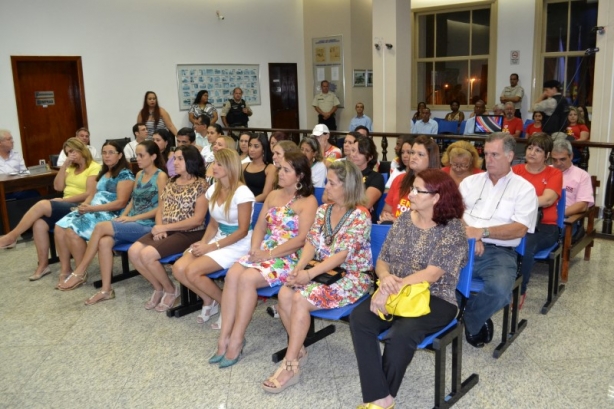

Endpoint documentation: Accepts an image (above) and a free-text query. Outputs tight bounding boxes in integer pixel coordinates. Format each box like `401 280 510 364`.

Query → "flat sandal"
85 289 115 306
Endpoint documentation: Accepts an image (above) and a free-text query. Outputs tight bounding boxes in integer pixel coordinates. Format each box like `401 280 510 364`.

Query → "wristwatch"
482 228 490 239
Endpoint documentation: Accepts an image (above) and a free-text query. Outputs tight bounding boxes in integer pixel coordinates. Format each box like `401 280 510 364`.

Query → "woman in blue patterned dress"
262 160 373 393
210 151 318 368
54 141 135 291
59 142 168 302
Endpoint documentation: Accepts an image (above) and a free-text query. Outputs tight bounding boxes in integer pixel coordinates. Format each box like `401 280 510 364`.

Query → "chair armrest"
564 213 586 225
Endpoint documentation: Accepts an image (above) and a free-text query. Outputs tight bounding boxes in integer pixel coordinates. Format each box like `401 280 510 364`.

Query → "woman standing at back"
137 91 178 138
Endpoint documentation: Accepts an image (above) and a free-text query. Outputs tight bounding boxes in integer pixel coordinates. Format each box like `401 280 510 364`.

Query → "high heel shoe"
145 289 164 310
197 300 219 324
154 286 180 312
262 358 301 394
219 339 246 369
211 315 222 330
29 266 51 281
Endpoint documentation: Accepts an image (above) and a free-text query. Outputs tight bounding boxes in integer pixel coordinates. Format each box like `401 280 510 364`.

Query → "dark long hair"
172 145 205 180
98 141 130 181
249 132 273 165
139 91 160 129
282 151 314 198
193 90 208 105
399 135 440 198
138 140 167 173
153 129 173 162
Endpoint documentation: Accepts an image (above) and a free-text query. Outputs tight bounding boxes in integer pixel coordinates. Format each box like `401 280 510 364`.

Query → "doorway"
268 63 299 143
11 56 88 166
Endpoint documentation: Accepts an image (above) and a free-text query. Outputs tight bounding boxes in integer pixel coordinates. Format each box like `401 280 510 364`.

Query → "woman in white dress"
172 148 255 329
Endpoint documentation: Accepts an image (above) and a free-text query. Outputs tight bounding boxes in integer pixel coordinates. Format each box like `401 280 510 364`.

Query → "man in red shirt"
502 102 523 138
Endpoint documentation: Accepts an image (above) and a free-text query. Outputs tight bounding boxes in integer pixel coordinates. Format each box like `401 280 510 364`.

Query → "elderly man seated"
0 129 38 200
551 139 594 239
57 127 97 166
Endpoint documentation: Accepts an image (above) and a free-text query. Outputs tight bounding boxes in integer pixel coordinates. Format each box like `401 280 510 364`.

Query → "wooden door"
268 63 299 143
11 57 87 166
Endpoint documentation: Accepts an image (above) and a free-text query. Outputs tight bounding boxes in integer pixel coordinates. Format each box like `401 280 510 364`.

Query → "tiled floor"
1 235 614 408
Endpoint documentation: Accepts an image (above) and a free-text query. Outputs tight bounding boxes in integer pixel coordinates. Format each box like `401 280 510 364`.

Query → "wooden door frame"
11 56 88 160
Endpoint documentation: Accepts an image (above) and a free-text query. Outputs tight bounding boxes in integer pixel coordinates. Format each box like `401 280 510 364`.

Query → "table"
0 171 58 234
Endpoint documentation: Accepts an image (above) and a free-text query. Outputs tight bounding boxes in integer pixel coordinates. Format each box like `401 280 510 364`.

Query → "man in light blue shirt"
348 102 373 132
464 100 487 135
411 108 438 134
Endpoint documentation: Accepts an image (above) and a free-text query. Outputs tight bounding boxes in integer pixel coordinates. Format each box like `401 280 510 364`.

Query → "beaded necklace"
324 205 353 246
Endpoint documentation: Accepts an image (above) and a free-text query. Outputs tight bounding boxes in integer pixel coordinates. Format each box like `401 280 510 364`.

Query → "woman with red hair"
350 169 468 409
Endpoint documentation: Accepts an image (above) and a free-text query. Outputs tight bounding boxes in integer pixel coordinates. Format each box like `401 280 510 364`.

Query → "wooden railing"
227 127 614 237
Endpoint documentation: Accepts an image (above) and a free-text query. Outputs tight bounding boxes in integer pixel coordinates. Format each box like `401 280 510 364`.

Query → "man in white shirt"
193 114 211 154
348 102 373 132
57 128 97 166
411 108 438 134
123 123 148 161
0 129 27 174
500 73 524 119
463 100 487 135
459 133 537 348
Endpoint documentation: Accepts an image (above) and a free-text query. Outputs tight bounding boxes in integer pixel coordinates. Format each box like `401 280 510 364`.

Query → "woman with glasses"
512 133 562 308
441 141 483 186
54 141 135 290
379 135 440 224
350 169 467 409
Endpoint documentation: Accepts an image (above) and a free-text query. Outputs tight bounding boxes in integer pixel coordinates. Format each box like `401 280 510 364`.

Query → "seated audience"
502 102 523 138
463 100 487 135
128 145 208 312
441 141 483 185
460 133 537 348
211 151 318 367
193 114 211 154
238 131 251 164
57 128 98 166
243 132 276 202
387 135 414 188
566 107 590 141
54 141 134 290
350 169 468 409
349 102 373 132
203 123 225 165
312 124 341 165
152 129 175 176
380 135 440 223
270 131 290 150
354 125 370 138
525 111 544 136
173 149 255 329
412 102 427 122
512 133 562 306
188 90 218 126
444 100 465 122
492 104 504 116
272 140 300 168
137 91 178 138
261 160 373 393
551 139 595 239
348 137 385 222
411 108 438 135
176 127 203 152
341 132 360 160
299 137 326 188
0 139 100 284
69 141 168 302
205 135 236 185
124 123 148 161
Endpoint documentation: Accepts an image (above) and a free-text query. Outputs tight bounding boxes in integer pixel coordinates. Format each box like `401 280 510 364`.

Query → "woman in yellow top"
0 138 101 282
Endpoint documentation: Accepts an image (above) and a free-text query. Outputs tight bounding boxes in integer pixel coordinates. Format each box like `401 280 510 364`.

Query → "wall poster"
312 35 345 107
176 64 261 111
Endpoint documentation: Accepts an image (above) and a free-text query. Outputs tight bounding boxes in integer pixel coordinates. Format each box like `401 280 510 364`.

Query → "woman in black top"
242 132 276 202
350 137 385 222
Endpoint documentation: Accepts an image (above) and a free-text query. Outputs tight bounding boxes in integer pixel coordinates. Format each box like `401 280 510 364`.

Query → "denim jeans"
519 224 560 294
463 244 517 335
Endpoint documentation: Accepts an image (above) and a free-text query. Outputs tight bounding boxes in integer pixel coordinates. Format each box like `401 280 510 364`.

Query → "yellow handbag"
374 280 431 321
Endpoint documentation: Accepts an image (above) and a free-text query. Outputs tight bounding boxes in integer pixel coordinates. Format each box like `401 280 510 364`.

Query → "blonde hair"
63 137 93 169
328 160 366 209
209 148 244 216
568 106 585 125
441 140 482 170
277 140 300 155
217 136 236 151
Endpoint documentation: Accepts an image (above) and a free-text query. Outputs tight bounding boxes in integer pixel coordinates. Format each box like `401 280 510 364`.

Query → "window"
414 6 493 109
540 0 597 107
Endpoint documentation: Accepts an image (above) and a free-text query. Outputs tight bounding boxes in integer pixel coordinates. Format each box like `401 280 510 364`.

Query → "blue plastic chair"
438 120 461 134
374 193 388 224
377 239 478 408
381 172 389 185
271 224 392 363
314 187 325 205
516 189 566 314
459 120 467 134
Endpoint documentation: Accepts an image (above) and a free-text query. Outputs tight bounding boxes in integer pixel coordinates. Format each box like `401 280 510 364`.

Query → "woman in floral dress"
261 160 373 393
210 151 318 368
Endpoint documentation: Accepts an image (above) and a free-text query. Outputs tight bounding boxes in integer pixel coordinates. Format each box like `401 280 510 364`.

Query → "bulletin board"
312 35 345 107
176 64 261 111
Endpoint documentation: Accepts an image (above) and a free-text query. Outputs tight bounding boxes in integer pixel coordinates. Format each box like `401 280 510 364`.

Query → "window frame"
412 1 498 113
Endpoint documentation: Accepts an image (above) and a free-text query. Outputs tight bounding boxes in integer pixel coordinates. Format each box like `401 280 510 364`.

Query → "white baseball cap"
311 124 330 136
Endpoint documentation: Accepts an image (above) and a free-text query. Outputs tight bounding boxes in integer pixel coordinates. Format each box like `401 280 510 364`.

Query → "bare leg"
183 255 224 303
54 226 73 282
31 219 51 278
128 242 167 308
58 229 88 288
0 200 52 246
71 221 115 278
97 236 115 292
217 263 246 355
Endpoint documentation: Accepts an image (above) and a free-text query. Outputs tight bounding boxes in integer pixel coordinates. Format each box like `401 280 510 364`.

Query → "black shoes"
465 318 494 348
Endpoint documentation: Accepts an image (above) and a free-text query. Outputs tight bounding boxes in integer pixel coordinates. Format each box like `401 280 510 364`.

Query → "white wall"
0 0 306 152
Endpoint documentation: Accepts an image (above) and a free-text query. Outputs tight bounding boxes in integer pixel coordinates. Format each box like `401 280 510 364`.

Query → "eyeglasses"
101 151 118 156
410 187 436 195
450 162 471 170
468 179 511 220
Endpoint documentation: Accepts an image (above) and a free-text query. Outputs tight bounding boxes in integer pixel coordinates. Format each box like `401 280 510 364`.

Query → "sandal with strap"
55 272 71 290
154 286 180 312
145 290 164 310
262 358 301 394
85 289 116 306
197 300 219 324
58 272 88 291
